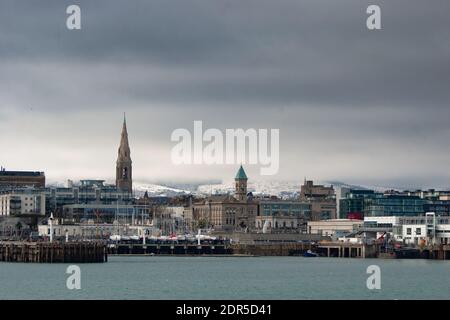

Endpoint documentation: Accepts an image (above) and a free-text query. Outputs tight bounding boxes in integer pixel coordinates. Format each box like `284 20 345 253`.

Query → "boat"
303 250 319 257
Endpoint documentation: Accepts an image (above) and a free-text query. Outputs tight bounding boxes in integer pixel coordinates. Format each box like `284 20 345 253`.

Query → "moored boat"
303 250 319 257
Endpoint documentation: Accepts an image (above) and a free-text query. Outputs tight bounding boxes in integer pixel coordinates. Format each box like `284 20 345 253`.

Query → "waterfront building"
152 206 186 235
61 203 149 224
423 200 450 216
364 195 426 217
190 166 257 232
255 198 311 233
46 180 133 218
339 189 378 219
363 216 401 228
0 180 133 221
116 115 133 193
0 169 45 188
307 219 363 237
0 189 45 216
396 213 450 245
363 213 450 245
340 190 448 218
38 220 155 240
299 180 336 220
335 186 351 219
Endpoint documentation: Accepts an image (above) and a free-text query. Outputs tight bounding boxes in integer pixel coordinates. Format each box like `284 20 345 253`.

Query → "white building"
397 213 450 245
364 216 401 227
307 219 363 237
0 190 45 216
364 213 450 246
38 220 155 239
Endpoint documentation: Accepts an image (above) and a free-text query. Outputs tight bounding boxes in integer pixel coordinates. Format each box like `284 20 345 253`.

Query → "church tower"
116 114 132 193
235 165 248 202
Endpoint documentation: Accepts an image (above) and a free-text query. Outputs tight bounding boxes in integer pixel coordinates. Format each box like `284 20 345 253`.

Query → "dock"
231 242 314 256
0 241 107 263
317 242 378 258
107 242 314 256
395 244 450 259
108 243 233 255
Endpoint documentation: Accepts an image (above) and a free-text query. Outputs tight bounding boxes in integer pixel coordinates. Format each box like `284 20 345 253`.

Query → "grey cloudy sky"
0 0 450 189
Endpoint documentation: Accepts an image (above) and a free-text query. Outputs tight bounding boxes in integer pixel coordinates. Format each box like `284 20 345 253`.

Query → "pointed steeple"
116 114 132 193
118 113 130 158
235 165 248 180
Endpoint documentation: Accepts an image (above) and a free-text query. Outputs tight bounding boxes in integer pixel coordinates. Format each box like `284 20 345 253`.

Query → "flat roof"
0 171 45 177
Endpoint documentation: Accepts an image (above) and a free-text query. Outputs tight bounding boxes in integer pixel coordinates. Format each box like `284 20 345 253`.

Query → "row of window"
406 228 422 235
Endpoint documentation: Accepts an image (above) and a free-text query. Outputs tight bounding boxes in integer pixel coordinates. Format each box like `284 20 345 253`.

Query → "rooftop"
235 165 248 180
0 171 44 177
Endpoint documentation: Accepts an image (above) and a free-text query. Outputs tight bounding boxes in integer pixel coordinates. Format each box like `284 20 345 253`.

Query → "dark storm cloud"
1 0 450 109
0 0 450 187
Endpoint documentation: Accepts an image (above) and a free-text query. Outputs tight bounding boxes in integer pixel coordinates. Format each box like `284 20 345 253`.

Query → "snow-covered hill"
133 183 191 197
133 179 400 198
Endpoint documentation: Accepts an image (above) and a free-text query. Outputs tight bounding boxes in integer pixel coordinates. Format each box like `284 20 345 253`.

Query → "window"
416 228 421 235
406 228 412 235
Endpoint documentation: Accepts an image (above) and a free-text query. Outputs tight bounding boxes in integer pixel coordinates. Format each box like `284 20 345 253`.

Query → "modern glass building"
339 189 378 219
340 190 436 218
364 195 426 217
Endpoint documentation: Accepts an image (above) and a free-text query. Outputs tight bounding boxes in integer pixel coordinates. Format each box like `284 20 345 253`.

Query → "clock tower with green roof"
235 165 248 202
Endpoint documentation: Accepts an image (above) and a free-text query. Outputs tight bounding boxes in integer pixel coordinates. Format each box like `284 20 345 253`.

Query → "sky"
0 0 450 189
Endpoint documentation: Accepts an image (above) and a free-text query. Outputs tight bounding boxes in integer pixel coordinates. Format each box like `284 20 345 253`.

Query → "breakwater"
107 242 313 256
0 241 107 263
108 243 233 255
231 242 313 256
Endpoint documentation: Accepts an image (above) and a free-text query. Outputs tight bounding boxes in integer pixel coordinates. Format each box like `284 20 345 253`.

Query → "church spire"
116 114 132 193
118 114 130 157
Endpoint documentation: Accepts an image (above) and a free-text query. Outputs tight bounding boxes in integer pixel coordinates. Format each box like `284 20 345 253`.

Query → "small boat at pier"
303 250 319 257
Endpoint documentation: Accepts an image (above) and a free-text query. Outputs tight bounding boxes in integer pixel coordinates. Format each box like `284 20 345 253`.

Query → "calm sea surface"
0 256 449 299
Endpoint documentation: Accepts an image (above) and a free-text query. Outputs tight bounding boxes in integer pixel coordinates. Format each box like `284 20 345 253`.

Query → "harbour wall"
0 241 107 263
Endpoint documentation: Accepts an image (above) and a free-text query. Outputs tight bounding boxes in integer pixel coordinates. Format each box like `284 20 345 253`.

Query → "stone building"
300 179 336 220
190 166 257 232
0 169 45 188
255 198 311 233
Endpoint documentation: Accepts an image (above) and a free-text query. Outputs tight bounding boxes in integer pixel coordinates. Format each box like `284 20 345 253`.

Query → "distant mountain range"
132 180 400 198
45 179 444 198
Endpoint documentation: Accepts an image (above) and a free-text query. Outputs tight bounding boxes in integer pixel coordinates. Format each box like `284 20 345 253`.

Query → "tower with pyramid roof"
116 114 132 193
235 165 248 202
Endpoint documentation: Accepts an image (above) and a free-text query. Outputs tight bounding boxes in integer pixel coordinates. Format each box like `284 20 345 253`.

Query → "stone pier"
0 241 107 263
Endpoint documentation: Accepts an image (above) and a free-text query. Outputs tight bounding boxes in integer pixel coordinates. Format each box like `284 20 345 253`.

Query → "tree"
197 219 207 229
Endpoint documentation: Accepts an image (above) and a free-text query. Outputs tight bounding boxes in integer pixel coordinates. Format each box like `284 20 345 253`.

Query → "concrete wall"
213 231 328 244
